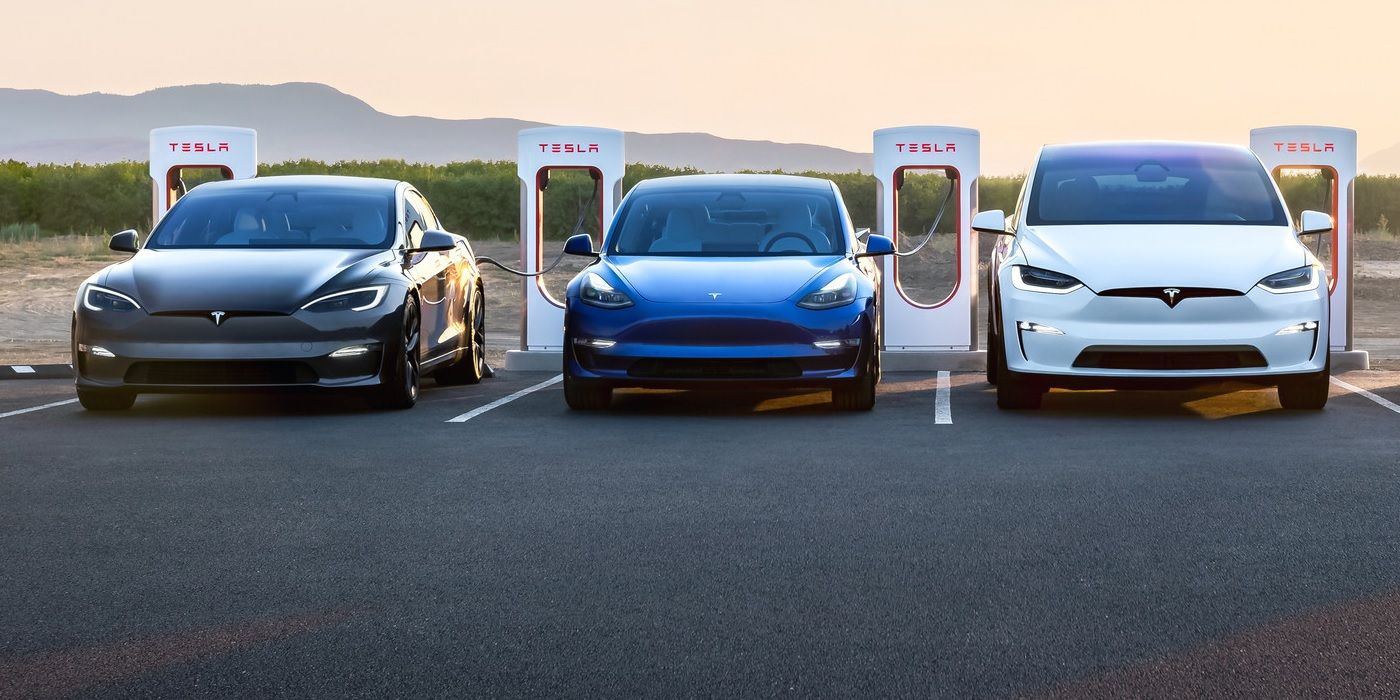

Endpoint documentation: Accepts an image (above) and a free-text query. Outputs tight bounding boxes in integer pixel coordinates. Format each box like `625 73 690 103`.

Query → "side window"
408 190 441 231
404 193 427 249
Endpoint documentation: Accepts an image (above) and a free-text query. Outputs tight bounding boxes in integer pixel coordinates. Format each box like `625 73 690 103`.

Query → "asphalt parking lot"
3 370 1400 698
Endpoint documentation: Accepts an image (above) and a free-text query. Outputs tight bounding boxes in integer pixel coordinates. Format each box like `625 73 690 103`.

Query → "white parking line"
12 365 35 374
1331 377 1400 415
935 371 952 424
445 374 563 423
0 398 78 420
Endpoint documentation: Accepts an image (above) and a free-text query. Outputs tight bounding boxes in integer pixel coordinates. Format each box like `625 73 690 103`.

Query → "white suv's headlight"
797 273 857 310
82 284 141 312
1010 265 1084 294
301 285 388 312
1257 266 1321 294
579 273 634 309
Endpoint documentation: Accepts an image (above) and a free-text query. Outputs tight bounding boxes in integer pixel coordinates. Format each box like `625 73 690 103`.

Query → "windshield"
1027 145 1288 226
147 187 395 249
608 186 845 256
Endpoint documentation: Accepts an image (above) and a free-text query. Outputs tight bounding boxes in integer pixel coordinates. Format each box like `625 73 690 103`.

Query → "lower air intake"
627 358 803 379
126 361 319 385
1072 346 1267 371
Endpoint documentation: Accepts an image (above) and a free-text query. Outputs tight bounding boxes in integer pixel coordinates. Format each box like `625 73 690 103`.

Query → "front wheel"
370 297 420 410
1277 356 1330 410
77 387 135 411
832 329 878 411
995 335 1043 410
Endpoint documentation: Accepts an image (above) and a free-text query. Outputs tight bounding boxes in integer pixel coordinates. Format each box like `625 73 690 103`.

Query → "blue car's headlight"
1010 265 1084 294
301 285 388 313
580 272 634 309
797 272 857 310
82 284 141 312
1257 265 1322 294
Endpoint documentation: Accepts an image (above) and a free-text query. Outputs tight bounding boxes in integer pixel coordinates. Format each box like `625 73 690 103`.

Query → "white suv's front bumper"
999 280 1329 379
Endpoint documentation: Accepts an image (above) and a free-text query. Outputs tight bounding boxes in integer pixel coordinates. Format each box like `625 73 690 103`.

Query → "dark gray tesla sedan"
72 176 487 411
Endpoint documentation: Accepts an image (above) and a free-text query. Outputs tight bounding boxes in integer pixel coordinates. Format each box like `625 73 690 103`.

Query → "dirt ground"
4 236 1399 369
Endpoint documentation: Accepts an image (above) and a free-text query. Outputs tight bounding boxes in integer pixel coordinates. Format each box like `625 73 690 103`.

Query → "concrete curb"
0 364 73 380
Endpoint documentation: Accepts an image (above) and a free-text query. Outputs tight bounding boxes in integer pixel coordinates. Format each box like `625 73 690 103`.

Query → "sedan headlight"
1257 266 1321 294
579 272 633 309
301 285 388 312
797 273 857 310
82 284 141 312
1010 265 1084 294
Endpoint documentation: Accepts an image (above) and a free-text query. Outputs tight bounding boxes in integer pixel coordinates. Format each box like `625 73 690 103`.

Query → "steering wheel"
762 231 819 253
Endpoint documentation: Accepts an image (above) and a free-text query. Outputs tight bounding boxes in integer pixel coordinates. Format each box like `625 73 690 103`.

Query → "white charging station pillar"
1250 126 1367 371
505 126 625 372
873 126 983 371
149 126 257 224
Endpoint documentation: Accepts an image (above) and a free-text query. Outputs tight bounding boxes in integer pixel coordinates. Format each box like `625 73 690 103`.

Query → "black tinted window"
149 187 395 249
1027 145 1288 226
609 187 844 256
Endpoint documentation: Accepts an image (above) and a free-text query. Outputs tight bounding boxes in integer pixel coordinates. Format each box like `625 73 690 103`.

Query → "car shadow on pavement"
1007 382 1299 421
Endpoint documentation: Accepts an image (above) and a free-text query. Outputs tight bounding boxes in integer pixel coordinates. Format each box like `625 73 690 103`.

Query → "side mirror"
1298 210 1333 237
857 234 895 258
563 233 596 257
109 229 139 254
408 229 458 253
971 210 1012 236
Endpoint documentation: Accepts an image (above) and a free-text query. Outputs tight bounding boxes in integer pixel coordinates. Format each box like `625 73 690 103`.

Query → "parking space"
3 371 1400 697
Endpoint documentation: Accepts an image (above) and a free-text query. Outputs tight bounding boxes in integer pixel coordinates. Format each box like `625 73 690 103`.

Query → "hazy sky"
2 0 1397 173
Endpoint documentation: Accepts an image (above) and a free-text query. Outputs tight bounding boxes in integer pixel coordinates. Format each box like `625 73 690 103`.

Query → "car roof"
185 175 402 196
628 173 836 193
1039 141 1259 161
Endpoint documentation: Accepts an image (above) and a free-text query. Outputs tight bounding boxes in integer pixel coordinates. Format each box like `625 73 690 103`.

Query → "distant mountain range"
0 82 873 173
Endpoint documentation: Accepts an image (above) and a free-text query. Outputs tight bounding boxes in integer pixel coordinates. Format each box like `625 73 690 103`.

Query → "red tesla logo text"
538 143 600 154
1274 142 1335 153
895 143 957 153
168 142 230 153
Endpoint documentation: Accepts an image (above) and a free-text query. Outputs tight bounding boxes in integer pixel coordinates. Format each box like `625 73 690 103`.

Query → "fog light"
813 338 860 349
330 345 370 358
1276 321 1320 335
573 338 616 349
1017 321 1065 335
79 344 116 358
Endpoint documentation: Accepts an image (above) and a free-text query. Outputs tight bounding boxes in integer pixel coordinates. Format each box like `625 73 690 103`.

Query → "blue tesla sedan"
560 174 894 410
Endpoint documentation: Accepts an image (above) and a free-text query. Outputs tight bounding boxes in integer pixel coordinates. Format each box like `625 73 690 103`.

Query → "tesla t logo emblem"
1162 288 1182 307
708 292 722 300
210 311 226 326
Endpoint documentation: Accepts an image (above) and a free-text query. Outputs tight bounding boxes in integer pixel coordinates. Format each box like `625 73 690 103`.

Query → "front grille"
627 358 804 379
125 361 319 385
1072 346 1267 371
1098 287 1243 308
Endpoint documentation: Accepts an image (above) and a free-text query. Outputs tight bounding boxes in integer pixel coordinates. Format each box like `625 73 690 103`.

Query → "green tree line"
1 159 1396 240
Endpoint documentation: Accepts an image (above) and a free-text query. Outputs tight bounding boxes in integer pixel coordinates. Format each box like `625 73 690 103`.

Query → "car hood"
608 255 841 303
102 248 390 314
1016 225 1307 292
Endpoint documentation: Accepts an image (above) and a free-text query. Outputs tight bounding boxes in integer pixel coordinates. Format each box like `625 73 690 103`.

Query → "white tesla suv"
979 142 1332 410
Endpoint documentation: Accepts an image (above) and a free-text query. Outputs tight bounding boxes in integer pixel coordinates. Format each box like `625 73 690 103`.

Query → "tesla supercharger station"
873 126 984 371
504 126 625 371
149 125 257 224
1250 125 1368 371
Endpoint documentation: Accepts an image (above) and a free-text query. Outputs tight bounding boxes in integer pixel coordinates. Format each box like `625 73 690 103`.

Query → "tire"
563 366 612 410
832 327 878 411
434 287 486 386
986 329 1001 386
77 387 135 411
995 334 1043 410
1277 355 1330 410
369 297 420 410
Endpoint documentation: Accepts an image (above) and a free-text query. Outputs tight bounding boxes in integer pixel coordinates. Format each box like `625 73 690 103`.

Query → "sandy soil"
4 236 1400 366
